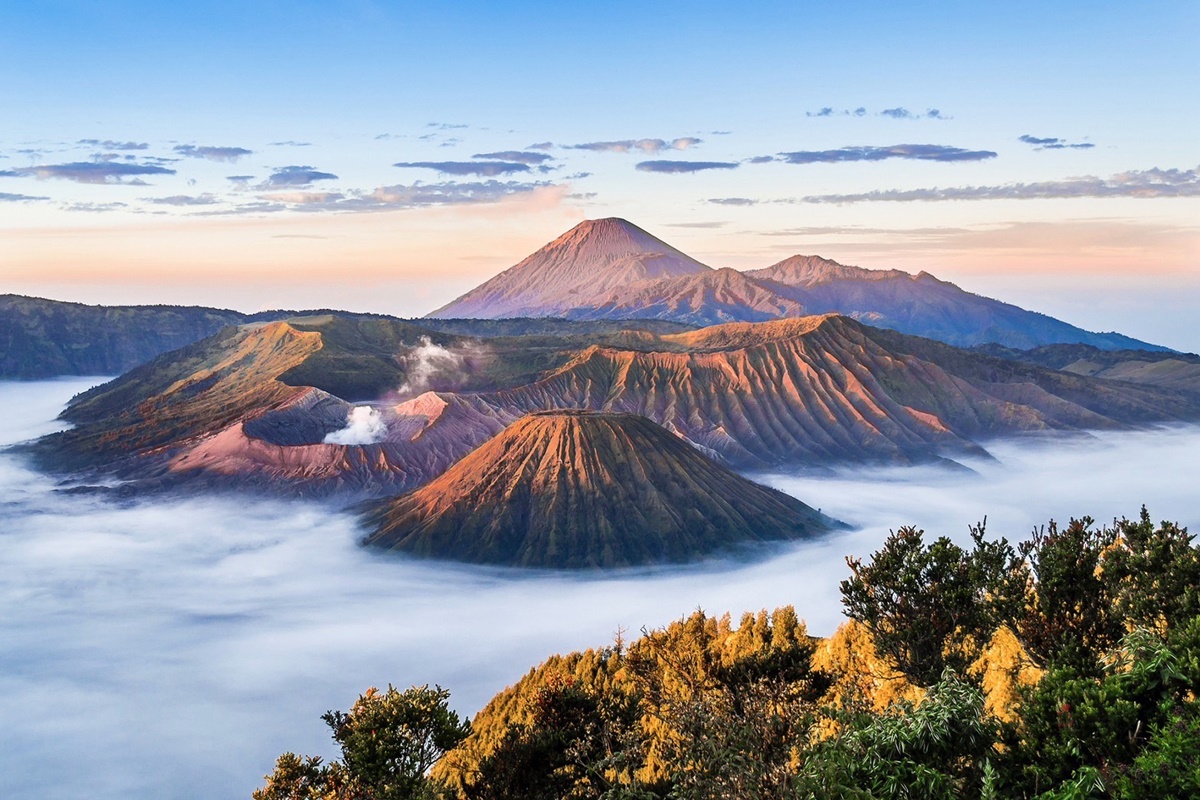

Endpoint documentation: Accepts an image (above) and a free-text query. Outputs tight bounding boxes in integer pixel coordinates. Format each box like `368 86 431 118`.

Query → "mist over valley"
3 379 1198 799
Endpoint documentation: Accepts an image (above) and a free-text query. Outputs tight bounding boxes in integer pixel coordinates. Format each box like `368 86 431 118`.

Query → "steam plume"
398 337 465 396
324 406 387 445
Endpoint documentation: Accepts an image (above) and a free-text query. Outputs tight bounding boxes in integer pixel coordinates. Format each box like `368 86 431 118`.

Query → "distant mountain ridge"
430 218 1167 352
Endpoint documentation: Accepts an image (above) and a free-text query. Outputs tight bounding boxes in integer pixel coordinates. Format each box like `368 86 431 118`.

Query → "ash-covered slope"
427 218 711 319
363 411 838 568
407 315 1200 472
564 267 807 327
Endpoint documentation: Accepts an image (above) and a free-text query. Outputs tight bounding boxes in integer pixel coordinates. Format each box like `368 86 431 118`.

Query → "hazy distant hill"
363 410 838 568
973 342 1200 394
748 256 1161 351
0 294 250 379
431 218 1165 352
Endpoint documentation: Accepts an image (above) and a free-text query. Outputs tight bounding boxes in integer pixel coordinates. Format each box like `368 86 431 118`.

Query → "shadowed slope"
0 294 250 378
363 411 838 568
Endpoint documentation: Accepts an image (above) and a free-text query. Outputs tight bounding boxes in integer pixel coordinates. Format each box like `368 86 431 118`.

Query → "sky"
2 1 1198 347
4 379 1200 799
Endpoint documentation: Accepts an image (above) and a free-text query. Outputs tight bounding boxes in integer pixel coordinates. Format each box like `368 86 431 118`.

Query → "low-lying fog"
3 379 1199 800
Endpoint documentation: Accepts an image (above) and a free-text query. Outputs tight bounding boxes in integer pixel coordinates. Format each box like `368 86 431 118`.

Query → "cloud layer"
3 380 1198 800
8 161 176 184
1019 134 1095 151
393 160 531 177
258 165 339 188
174 144 254 162
801 165 1200 203
636 160 739 174
779 144 998 164
566 137 701 154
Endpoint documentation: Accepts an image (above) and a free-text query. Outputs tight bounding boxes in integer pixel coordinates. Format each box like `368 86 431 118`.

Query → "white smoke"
323 406 387 445
397 336 465 396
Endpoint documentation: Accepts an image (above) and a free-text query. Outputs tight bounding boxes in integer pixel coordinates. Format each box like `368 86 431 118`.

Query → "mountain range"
17 216 1200 569
431 218 1162 351
33 312 1200 498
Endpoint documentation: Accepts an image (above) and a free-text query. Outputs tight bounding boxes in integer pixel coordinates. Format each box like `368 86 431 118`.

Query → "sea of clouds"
2 378 1198 799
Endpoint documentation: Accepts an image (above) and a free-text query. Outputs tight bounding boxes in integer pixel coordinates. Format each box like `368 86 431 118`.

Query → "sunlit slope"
564 267 807 326
33 315 671 488
428 218 711 319
364 411 838 568
32 313 1200 492
412 315 1200 469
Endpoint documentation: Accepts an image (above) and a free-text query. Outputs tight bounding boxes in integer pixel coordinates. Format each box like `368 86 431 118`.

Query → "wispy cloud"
800 165 1200 203
636 160 739 174
664 221 727 228
77 139 149 150
11 162 176 184
527 141 554 150
707 197 758 206
393 160 530 177
0 192 49 202
356 180 554 209
880 107 948 120
258 191 346 206
257 165 338 188
426 122 468 130
805 107 947 119
471 151 554 165
173 145 254 162
1019 134 1095 151
196 180 560 215
566 137 701 154
268 141 313 147
778 144 997 164
143 194 221 206
62 201 130 212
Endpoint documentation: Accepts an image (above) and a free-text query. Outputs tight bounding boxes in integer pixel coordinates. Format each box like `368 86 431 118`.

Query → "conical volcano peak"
427 218 711 319
363 409 837 568
553 217 683 255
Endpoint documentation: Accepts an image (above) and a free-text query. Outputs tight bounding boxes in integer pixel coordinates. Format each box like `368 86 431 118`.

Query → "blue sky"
2 1 1198 347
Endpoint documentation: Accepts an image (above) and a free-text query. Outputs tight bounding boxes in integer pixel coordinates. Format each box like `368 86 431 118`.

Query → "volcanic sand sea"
2 378 1199 799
